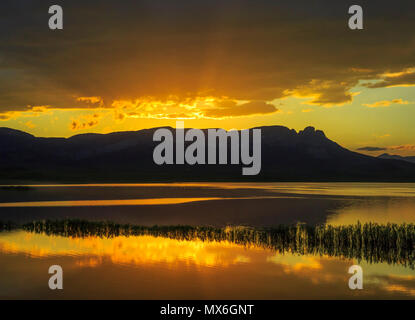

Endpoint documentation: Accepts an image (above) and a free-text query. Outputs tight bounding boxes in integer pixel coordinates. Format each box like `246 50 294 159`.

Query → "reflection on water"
328 198 415 225
1 183 415 226
1 182 415 299
0 229 414 299
258 182 415 197
0 198 221 207
3 182 414 197
0 231 258 267
14 220 414 269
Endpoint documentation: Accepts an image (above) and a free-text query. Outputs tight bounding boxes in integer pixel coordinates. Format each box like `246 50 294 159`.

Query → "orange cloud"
77 96 104 106
283 80 359 107
388 144 415 151
363 99 410 108
202 100 278 118
365 68 415 89
110 97 278 120
70 113 101 131
2 1 415 116
0 112 17 121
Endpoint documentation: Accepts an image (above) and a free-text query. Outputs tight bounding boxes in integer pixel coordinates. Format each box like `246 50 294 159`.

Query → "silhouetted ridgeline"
1 220 414 268
378 153 415 164
2 126 415 181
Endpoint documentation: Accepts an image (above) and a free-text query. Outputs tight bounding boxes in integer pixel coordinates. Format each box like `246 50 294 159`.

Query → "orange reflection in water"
4 182 415 197
327 198 415 225
1 231 415 299
0 198 220 207
0 231 261 268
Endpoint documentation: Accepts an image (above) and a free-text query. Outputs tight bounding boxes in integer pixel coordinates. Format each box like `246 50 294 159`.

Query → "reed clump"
1 219 414 268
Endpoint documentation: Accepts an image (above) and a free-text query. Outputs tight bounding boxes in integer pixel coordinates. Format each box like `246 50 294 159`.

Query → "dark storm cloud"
1 0 415 114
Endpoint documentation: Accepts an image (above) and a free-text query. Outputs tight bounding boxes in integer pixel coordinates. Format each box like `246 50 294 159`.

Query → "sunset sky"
1 0 415 156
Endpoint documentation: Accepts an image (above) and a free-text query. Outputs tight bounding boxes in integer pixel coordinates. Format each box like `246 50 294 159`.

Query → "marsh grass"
1 220 414 268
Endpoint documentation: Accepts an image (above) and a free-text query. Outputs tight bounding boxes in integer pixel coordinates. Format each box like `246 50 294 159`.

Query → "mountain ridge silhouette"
1 125 415 182
378 153 415 164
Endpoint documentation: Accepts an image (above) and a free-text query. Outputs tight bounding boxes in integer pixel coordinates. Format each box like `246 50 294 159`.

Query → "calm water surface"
0 182 414 299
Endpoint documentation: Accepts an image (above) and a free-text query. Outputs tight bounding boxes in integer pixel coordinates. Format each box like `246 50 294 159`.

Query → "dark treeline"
1 220 415 268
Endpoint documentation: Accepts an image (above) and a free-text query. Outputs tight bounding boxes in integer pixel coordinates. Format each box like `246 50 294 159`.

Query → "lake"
0 182 414 299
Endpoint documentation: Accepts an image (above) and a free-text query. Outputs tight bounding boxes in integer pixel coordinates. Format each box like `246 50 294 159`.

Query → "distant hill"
1 126 415 182
378 153 415 164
